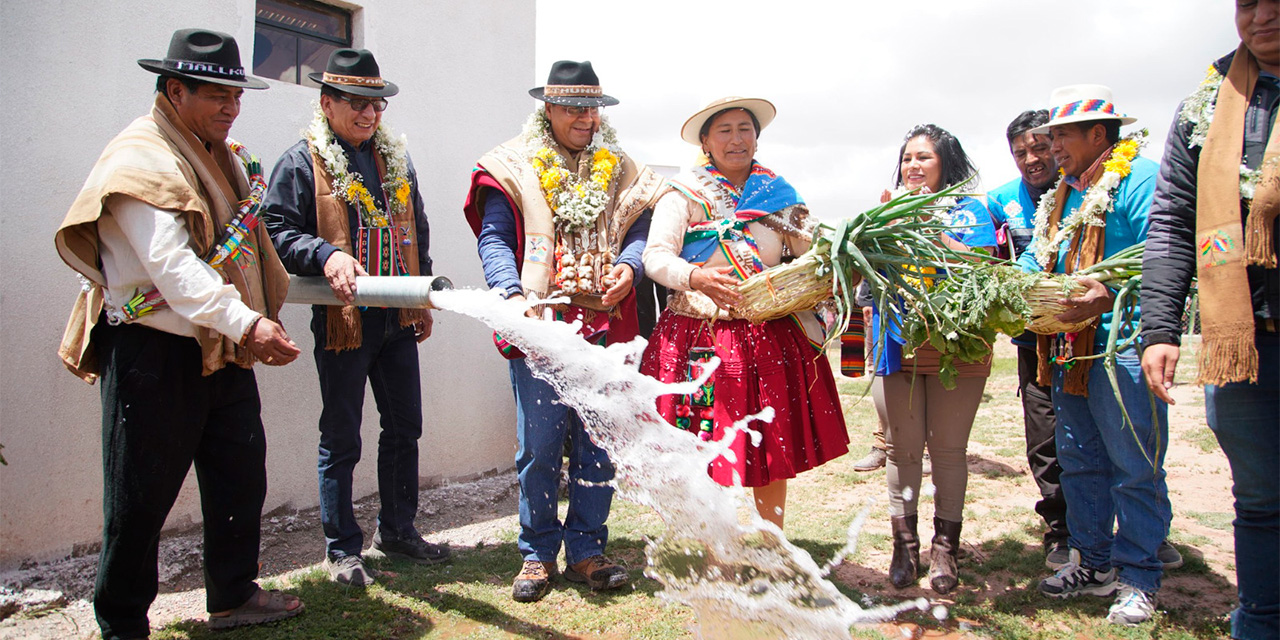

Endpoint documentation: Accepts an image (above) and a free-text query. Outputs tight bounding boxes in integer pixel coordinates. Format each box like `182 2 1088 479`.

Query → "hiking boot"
1039 553 1118 598
1044 540 1071 570
512 560 557 603
368 530 451 565
1157 540 1183 570
1107 584 1156 625
927 517 961 594
852 447 887 472
323 555 378 587
889 514 920 589
565 555 629 591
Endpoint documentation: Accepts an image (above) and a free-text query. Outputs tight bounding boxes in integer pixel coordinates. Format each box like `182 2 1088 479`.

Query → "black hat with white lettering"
138 28 269 90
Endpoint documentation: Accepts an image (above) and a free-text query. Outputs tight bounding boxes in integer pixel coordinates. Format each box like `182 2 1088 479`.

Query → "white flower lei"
1030 129 1148 269
520 109 622 233
1180 65 1223 150
304 102 411 227
1178 63 1268 201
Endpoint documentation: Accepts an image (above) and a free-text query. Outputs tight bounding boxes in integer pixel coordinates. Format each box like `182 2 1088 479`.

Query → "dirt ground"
0 340 1239 639
827 340 1239 629
0 473 524 639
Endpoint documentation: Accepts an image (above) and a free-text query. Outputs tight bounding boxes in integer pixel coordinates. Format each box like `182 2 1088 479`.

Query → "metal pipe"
284 275 454 309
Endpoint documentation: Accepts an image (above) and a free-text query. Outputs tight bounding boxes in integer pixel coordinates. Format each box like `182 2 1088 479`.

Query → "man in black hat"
462 60 664 602
54 28 303 638
263 47 445 587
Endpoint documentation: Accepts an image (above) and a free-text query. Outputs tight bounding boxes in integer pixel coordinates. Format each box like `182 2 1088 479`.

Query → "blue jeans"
313 308 424 559
510 358 614 565
1053 351 1170 593
1206 333 1279 640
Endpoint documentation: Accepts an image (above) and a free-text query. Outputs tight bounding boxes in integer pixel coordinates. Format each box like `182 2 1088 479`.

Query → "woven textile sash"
1195 43 1280 385
356 226 410 277
674 162 801 280
840 313 866 377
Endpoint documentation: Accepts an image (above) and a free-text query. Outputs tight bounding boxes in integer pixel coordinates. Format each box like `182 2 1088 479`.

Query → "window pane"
257 0 349 44
299 40 340 88
253 27 299 84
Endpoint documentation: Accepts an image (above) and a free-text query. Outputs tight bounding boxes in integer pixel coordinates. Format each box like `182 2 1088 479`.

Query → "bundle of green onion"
897 242 1147 388
730 183 977 352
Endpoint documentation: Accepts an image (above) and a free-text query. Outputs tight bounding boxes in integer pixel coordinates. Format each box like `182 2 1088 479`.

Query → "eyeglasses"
336 95 389 113
563 106 599 117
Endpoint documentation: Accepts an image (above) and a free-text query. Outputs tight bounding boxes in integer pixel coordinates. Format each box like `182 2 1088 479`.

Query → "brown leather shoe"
512 560 557 602
565 555 629 590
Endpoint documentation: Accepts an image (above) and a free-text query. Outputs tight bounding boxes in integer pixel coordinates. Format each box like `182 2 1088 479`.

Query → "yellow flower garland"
1102 138 1139 179
306 103 411 229
522 111 622 232
1031 129 1148 269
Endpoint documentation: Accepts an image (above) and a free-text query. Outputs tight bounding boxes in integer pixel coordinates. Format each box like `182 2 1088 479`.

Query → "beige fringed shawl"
55 94 288 382
1195 44 1280 385
310 146 426 352
476 136 663 304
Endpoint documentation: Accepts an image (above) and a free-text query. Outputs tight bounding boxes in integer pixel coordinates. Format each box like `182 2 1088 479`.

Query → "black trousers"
93 322 265 640
1016 344 1069 544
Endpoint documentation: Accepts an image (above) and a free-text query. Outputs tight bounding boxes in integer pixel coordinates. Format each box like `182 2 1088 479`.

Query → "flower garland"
1178 63 1270 201
521 109 621 233
304 103 411 228
1180 65 1223 150
1031 129 1148 269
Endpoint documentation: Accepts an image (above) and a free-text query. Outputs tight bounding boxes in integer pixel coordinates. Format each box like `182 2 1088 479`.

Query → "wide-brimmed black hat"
528 60 618 107
138 28 268 90
308 48 399 98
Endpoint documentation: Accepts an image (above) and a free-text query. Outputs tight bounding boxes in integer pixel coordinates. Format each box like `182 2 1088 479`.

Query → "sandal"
207 587 304 630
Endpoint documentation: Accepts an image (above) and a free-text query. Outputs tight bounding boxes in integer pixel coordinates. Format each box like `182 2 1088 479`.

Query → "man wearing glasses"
462 60 664 602
263 48 446 587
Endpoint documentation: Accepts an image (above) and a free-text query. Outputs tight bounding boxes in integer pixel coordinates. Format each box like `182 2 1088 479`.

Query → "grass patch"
1187 510 1234 531
146 339 1230 639
1182 426 1219 454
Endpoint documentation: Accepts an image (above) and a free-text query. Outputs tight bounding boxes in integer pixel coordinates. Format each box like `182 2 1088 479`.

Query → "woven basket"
1025 277 1093 335
730 252 838 323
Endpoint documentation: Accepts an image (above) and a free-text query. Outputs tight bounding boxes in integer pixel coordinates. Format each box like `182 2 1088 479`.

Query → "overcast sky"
536 1 1239 220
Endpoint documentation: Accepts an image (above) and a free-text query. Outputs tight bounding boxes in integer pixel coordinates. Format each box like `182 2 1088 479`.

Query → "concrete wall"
0 0 535 568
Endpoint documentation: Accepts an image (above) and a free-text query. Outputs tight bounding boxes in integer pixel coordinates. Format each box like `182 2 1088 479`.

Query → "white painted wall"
0 0 535 568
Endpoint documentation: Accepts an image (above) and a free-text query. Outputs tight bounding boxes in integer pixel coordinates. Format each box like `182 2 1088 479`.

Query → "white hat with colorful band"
1031 84 1137 134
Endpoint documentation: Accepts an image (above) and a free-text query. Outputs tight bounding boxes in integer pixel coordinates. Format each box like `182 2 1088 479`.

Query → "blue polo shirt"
987 177 1046 257
1018 156 1159 346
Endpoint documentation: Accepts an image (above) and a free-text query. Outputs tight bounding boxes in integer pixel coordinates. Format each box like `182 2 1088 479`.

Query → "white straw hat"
680 96 776 145
1031 84 1136 134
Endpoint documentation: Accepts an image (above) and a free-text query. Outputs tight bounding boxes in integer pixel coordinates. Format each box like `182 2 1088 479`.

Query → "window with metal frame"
254 0 352 87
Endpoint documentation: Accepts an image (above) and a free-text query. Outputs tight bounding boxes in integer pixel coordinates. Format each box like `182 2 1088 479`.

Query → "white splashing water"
432 289 930 638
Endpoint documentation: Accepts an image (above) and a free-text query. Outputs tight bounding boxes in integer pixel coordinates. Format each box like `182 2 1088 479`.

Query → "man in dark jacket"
1140 2 1279 638
263 48 448 587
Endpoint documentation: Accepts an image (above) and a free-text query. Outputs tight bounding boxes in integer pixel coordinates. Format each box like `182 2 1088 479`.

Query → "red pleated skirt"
639 312 850 487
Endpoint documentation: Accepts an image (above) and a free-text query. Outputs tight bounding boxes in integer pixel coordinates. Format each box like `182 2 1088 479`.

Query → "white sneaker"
1107 584 1156 625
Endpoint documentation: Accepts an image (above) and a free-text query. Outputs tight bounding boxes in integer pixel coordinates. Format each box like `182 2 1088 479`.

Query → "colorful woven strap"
1049 99 1121 121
